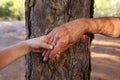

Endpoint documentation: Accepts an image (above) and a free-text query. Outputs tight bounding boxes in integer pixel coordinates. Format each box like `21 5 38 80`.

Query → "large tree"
25 0 94 80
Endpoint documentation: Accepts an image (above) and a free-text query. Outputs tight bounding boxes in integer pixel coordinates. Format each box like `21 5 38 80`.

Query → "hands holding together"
42 17 120 61
1 17 119 70
0 17 119 70
42 19 88 61
0 19 87 70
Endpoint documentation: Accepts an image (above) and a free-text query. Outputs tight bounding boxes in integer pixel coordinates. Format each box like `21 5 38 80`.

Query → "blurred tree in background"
0 0 25 20
0 0 120 20
94 0 120 17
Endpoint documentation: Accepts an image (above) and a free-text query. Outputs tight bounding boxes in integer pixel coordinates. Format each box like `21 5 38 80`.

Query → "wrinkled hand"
42 19 88 61
42 26 73 61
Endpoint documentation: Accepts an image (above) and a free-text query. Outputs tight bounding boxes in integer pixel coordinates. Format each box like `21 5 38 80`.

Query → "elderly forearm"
81 17 120 38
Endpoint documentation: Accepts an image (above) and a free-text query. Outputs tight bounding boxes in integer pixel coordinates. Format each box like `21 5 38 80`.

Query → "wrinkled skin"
42 26 72 61
42 17 120 61
42 19 88 61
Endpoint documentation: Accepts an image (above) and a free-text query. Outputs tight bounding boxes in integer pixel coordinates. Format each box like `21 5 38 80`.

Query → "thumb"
40 42 53 49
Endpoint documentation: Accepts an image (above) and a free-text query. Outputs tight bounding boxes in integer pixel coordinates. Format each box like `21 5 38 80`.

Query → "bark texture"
25 0 93 80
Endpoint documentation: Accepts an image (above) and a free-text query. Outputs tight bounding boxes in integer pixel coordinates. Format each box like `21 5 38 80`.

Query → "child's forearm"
82 17 120 37
0 41 31 70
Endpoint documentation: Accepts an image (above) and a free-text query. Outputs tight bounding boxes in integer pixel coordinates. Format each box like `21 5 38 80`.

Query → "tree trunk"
25 0 94 80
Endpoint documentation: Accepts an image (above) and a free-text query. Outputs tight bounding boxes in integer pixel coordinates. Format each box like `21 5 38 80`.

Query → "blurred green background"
0 0 120 20
0 0 25 20
94 0 120 17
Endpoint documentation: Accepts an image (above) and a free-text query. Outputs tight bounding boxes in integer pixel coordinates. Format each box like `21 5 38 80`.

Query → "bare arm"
0 41 30 70
66 17 120 43
43 17 120 61
0 36 52 70
82 17 120 37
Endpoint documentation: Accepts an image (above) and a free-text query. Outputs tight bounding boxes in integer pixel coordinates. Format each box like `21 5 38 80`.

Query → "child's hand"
26 36 53 52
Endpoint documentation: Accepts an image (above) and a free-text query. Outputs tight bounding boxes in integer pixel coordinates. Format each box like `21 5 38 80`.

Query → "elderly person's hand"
42 19 88 61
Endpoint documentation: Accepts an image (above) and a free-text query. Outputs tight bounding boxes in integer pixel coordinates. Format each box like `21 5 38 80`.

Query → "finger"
49 43 61 60
50 45 70 61
42 32 53 56
55 54 60 60
44 34 59 60
40 42 53 49
43 32 55 60
32 49 41 52
44 34 58 57
32 48 45 52
49 38 71 60
43 50 51 61
48 33 55 44
51 35 59 47
39 36 46 41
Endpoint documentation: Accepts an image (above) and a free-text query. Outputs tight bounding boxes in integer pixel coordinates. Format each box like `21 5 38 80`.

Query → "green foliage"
0 0 25 20
94 0 120 17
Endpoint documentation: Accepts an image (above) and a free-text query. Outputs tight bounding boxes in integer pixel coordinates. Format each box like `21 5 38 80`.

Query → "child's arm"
0 36 53 70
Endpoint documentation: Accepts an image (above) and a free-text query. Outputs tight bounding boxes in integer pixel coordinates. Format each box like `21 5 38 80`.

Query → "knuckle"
55 35 59 39
55 33 62 38
51 43 55 46
59 39 68 44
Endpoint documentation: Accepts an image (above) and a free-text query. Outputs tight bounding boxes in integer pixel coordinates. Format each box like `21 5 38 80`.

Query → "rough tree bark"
25 0 94 80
